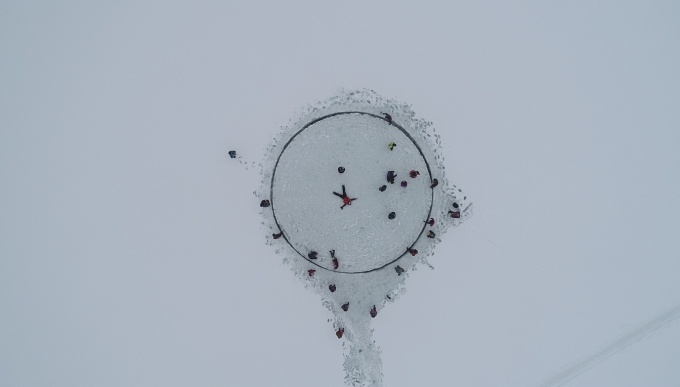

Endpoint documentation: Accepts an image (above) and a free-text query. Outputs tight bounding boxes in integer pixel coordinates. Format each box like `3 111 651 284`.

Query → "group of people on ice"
334 304 378 338
253 111 467 338
306 249 339 270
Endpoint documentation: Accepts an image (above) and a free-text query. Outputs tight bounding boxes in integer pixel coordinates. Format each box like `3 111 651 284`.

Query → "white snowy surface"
2 3 680 387
260 90 471 386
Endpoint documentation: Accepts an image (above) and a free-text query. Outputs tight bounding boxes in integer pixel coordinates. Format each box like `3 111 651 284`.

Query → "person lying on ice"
332 184 357 209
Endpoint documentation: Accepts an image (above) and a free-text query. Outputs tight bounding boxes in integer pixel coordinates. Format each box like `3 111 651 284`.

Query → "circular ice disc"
271 112 433 273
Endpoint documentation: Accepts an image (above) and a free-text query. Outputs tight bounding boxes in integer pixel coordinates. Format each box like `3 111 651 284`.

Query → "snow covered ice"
259 90 472 386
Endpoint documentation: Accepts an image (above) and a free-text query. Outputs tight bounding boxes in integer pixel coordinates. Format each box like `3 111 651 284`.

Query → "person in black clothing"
388 212 396 220
260 199 270 207
386 171 396 184
430 179 438 188
379 185 387 192
341 302 349 311
370 305 377 318
329 284 337 292
407 247 418 256
228 150 237 159
381 112 393 125
308 251 318 260
449 210 461 218
338 166 345 173
395 265 405 275
452 202 459 208
273 232 283 239
427 230 436 238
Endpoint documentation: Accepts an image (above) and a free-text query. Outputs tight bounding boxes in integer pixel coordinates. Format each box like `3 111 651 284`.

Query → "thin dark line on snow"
536 302 680 387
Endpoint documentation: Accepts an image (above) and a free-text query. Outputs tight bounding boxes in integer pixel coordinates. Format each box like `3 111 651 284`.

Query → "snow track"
537 303 680 387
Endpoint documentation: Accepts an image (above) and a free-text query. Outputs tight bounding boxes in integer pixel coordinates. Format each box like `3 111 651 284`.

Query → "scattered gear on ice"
258 89 472 387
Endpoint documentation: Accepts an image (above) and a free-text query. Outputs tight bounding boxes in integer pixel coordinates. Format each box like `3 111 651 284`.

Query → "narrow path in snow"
537 302 680 387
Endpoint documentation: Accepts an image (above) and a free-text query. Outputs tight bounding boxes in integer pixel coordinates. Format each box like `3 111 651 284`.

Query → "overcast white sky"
1 1 679 386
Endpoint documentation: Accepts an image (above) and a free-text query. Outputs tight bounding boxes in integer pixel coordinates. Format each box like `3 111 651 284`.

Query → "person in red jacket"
409 170 420 178
407 247 418 256
336 328 344 338
332 185 357 209
424 218 435 227
308 269 316 277
448 210 461 218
